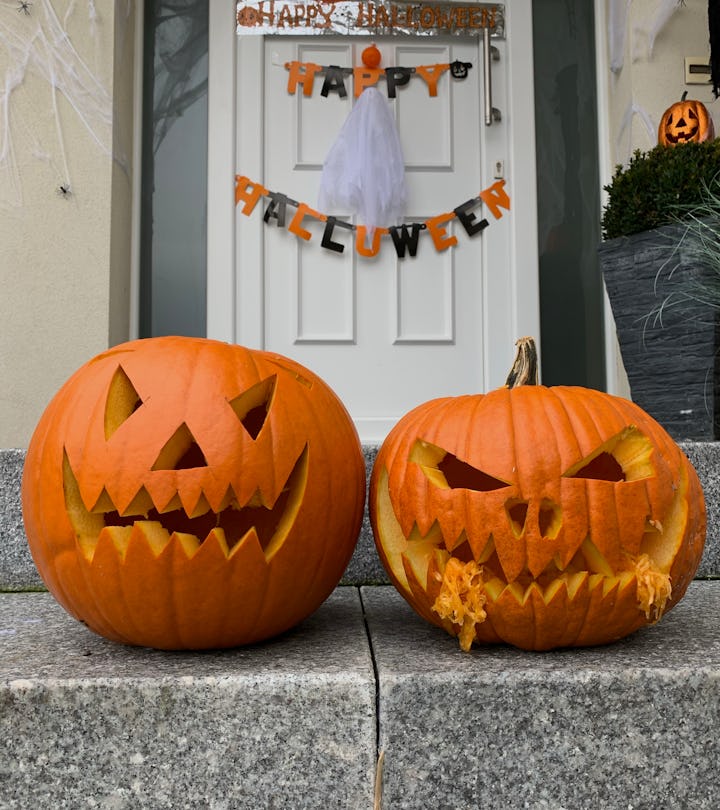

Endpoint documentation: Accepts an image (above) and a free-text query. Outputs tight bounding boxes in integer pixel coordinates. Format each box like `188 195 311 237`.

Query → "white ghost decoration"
318 87 407 232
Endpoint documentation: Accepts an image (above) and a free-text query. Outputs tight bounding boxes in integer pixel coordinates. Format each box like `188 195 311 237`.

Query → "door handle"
483 27 502 126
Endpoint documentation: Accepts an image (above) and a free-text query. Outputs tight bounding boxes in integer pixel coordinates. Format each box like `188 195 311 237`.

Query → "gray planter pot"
599 224 720 441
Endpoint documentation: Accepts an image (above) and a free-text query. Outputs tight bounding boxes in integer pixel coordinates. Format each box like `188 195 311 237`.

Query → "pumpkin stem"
681 90 688 101
505 337 539 388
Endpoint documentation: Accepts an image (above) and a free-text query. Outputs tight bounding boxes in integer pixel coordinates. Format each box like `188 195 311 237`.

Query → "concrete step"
0 588 376 809
363 581 720 810
3 442 720 590
2 583 720 808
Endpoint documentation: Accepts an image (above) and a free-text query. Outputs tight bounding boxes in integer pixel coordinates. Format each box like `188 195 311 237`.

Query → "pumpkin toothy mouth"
665 129 698 144
63 446 308 562
374 460 680 651
402 521 662 609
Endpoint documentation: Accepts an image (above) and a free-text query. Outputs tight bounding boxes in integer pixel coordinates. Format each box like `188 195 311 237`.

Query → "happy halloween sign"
235 174 511 258
236 2 505 37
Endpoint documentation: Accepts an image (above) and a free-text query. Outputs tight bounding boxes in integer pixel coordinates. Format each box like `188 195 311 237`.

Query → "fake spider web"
607 0 689 160
0 0 124 207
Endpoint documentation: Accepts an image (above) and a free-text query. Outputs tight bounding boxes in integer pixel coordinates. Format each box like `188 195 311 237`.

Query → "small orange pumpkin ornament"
361 43 382 69
658 91 715 146
22 337 365 649
370 338 706 651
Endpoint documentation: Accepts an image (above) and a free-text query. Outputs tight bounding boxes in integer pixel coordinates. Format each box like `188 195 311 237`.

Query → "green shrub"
601 141 720 239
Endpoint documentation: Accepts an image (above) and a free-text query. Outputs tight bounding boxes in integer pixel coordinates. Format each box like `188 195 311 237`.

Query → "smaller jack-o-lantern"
658 91 715 146
22 337 365 649
370 338 706 651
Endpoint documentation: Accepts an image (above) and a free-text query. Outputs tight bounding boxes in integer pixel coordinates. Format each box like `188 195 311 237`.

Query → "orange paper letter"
425 213 458 251
286 61 322 96
235 176 268 214
289 203 325 241
356 226 388 257
479 179 511 219
353 67 382 97
415 64 449 97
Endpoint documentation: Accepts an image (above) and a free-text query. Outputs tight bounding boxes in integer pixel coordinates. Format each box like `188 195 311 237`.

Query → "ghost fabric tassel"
317 86 407 235
710 0 720 97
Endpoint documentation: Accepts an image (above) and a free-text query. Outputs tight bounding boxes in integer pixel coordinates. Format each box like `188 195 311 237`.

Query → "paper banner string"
235 174 511 259
286 60 472 98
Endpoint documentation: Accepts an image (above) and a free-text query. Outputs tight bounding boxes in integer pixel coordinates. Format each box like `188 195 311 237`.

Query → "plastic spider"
17 2 32 14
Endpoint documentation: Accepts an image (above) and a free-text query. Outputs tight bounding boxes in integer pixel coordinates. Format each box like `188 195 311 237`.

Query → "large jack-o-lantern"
658 91 715 146
370 338 706 651
22 337 365 649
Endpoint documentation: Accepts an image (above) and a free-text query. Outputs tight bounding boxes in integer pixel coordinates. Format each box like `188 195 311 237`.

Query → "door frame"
207 1 540 371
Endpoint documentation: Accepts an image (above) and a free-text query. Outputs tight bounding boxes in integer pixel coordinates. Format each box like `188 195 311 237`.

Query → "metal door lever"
483 27 502 126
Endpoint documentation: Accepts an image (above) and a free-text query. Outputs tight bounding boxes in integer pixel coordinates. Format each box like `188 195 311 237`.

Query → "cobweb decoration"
608 0 686 73
633 0 682 62
608 0 632 73
0 0 115 207
616 98 657 163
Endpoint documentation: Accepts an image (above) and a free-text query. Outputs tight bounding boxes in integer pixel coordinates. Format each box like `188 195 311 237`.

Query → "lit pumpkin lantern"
658 91 715 146
22 337 365 649
370 338 706 651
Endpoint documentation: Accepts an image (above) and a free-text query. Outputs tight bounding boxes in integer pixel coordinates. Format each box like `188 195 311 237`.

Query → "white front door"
208 2 539 442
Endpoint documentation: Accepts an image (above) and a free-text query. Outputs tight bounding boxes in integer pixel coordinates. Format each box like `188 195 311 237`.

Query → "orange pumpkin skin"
22 337 365 649
658 95 715 146
370 383 706 651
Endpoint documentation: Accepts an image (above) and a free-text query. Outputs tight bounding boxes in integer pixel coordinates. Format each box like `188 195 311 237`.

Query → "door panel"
229 5 539 442
262 37 488 439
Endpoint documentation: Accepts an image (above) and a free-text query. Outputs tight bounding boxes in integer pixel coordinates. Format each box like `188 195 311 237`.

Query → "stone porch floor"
2 445 720 808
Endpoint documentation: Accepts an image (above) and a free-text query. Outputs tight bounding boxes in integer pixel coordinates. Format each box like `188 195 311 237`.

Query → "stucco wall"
0 1 135 449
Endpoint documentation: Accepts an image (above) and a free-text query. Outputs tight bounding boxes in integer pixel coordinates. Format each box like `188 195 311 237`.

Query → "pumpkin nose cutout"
505 498 562 538
506 499 528 537
538 499 562 538
152 423 209 470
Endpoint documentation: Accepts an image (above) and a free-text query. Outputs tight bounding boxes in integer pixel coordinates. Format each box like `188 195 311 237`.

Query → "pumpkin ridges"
266 352 364 611
22 337 366 649
370 339 706 652
591 388 691 574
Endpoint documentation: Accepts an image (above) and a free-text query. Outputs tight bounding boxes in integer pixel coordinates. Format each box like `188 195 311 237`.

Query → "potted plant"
599 140 720 441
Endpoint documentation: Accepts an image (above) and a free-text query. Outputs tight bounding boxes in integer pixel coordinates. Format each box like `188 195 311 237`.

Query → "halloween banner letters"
235 174 511 258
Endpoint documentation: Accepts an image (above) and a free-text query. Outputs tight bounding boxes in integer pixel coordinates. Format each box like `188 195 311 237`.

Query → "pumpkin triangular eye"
105 366 143 440
565 452 626 482
152 423 208 470
563 427 654 482
410 439 511 491
228 376 276 439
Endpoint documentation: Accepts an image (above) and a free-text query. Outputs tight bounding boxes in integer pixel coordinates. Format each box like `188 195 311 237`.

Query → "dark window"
533 2 605 388
139 1 209 337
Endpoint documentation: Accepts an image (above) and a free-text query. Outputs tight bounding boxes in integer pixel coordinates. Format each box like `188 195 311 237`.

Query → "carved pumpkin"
658 92 715 146
370 338 706 651
22 337 365 649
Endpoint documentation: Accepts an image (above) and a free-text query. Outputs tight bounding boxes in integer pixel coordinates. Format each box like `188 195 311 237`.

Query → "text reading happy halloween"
236 2 504 37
